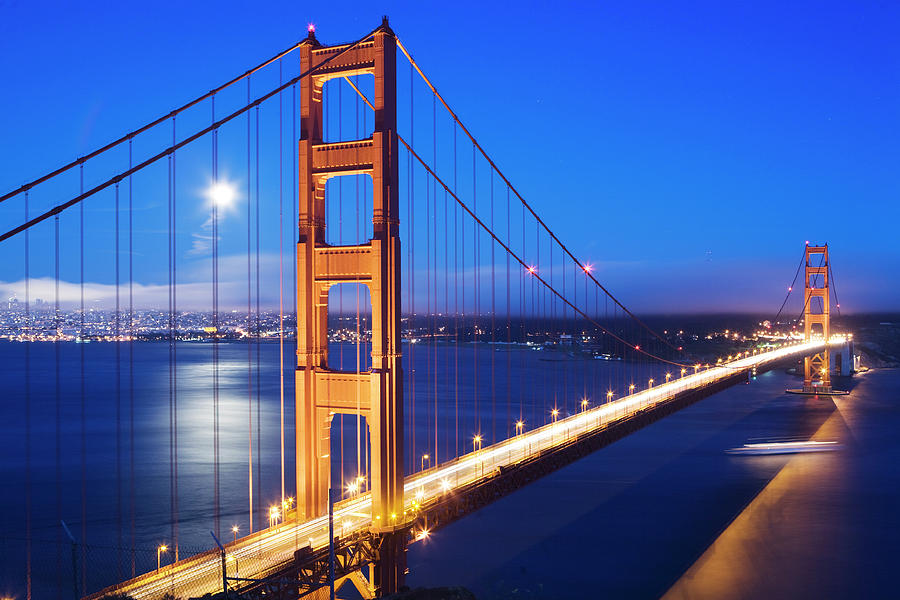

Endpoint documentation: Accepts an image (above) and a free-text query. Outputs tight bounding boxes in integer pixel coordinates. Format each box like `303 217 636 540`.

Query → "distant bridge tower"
296 19 405 593
803 244 831 392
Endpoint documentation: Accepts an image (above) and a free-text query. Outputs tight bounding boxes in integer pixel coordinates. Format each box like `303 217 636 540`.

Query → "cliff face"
856 321 900 368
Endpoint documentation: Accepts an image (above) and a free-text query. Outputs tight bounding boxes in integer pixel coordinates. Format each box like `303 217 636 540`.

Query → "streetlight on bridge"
232 525 239 543
157 545 168 572
269 506 281 528
421 454 430 471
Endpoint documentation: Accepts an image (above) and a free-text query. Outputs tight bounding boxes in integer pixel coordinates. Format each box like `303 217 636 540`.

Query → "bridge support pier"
372 531 407 596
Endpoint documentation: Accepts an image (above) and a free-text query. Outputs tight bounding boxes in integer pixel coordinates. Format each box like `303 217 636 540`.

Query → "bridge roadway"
86 339 829 600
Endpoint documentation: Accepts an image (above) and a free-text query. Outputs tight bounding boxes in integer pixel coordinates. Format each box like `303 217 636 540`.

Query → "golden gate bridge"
0 18 847 600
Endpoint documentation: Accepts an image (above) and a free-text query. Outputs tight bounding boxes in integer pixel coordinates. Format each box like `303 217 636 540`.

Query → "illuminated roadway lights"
581 398 589 412
232 525 239 543
473 435 483 454
421 453 430 471
268 506 281 528
606 390 614 403
665 372 672 383
346 480 359 498
551 408 560 423
628 383 636 395
648 378 654 389
157 544 167 572
515 420 525 436
110 343 818 599
681 368 687 378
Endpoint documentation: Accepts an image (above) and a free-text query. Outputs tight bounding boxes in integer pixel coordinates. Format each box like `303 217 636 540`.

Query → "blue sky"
0 0 897 313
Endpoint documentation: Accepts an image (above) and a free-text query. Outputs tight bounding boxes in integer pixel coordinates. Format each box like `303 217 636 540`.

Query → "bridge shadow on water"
405 369 850 599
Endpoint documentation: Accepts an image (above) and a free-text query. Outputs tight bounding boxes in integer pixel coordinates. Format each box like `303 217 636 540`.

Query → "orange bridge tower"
296 19 405 593
803 244 831 392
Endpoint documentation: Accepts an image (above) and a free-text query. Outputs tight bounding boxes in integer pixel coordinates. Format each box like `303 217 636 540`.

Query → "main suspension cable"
0 25 383 245
0 37 313 204
395 38 681 355
398 136 734 370
772 245 806 324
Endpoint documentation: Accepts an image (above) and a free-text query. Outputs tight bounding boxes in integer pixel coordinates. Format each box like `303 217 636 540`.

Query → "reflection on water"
406 369 900 599
0 339 670 597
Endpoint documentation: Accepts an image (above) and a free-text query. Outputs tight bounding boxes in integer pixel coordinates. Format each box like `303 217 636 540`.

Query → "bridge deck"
85 340 829 600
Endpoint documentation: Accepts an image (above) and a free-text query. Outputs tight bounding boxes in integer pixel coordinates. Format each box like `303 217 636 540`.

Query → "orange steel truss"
803 244 831 391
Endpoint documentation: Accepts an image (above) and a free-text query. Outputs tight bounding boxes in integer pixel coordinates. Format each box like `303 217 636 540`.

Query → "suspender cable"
355 74 362 482
472 144 479 438
54 195 62 596
444 185 450 460
79 165 87 594
25 192 32 600
128 140 136 578
506 187 511 439
425 105 431 469
172 116 180 561
255 105 262 529
338 77 344 485
431 92 438 465
408 59 415 474
168 143 176 562
829 262 841 316
453 121 459 459
115 177 123 574
212 98 221 539
490 171 496 445
292 80 299 499
424 93 431 468
278 58 286 506
246 76 254 534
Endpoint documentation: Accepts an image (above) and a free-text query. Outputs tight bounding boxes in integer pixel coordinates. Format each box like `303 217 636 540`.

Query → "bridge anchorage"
787 243 849 396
